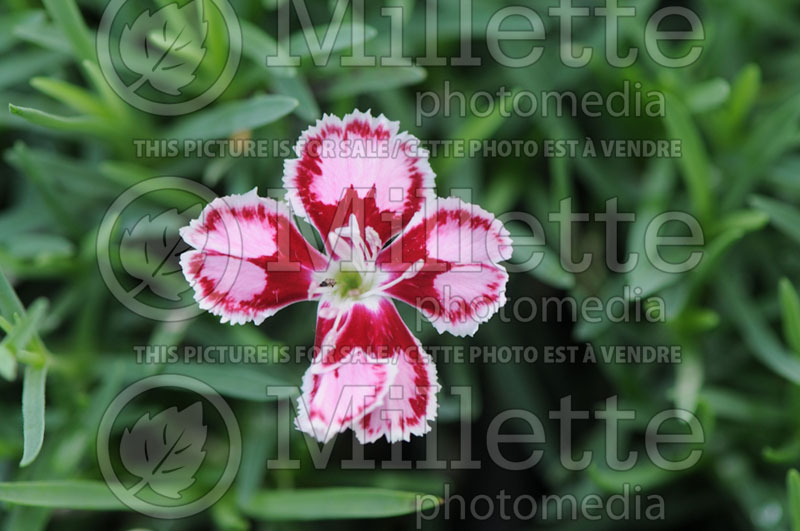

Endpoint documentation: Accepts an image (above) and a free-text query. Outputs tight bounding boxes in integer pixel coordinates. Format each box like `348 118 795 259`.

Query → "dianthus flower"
180 110 512 443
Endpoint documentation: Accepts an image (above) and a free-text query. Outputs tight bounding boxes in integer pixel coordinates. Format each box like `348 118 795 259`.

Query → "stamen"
365 226 382 261
327 214 375 271
314 215 422 308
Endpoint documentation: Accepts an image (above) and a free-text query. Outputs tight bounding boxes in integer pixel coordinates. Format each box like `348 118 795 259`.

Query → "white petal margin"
295 350 399 444
282 109 436 244
377 196 514 337
179 189 324 326
294 298 439 444
355 336 439 444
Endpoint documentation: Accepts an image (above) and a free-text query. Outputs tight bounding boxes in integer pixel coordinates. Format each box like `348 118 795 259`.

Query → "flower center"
308 214 426 353
309 214 424 308
309 214 384 305
334 269 364 297
316 259 383 303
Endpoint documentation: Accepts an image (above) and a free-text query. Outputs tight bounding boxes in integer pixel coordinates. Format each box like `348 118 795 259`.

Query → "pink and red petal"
377 197 513 337
283 110 435 248
179 189 325 325
356 331 438 444
296 298 439 443
295 348 397 444
311 298 408 370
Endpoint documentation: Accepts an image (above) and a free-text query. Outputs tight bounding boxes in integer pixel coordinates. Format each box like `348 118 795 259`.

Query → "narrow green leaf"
688 227 750 290
20 364 46 466
242 488 441 521
30 77 106 116
270 74 320 121
750 195 800 245
703 388 784 424
42 0 94 62
588 461 679 493
6 142 81 236
325 66 426 98
769 157 800 194
625 206 681 298
80 60 131 122
788 469 800 531
0 481 123 510
164 95 298 141
436 86 514 182
241 20 295 78
484 172 521 214
745 93 800 168
712 209 769 236
0 50 67 92
674 345 703 414
4 147 115 200
99 161 160 192
0 271 50 368
161 364 297 401
202 0 233 77
8 104 108 135
0 10 40 53
0 344 15 381
453 87 514 142
685 77 730 113
780 278 800 356
725 64 761 130
12 11 70 53
671 307 720 333
528 246 575 290
0 267 26 319
288 23 377 60
211 494 249 531
763 438 800 464
662 94 712 222
725 93 800 209
719 275 800 385
236 407 272 505
1 299 48 358
506 218 575 290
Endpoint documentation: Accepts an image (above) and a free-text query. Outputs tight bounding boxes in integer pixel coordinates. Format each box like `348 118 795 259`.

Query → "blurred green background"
2 0 800 529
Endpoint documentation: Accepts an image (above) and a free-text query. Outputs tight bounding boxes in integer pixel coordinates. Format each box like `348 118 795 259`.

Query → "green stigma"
335 270 363 296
